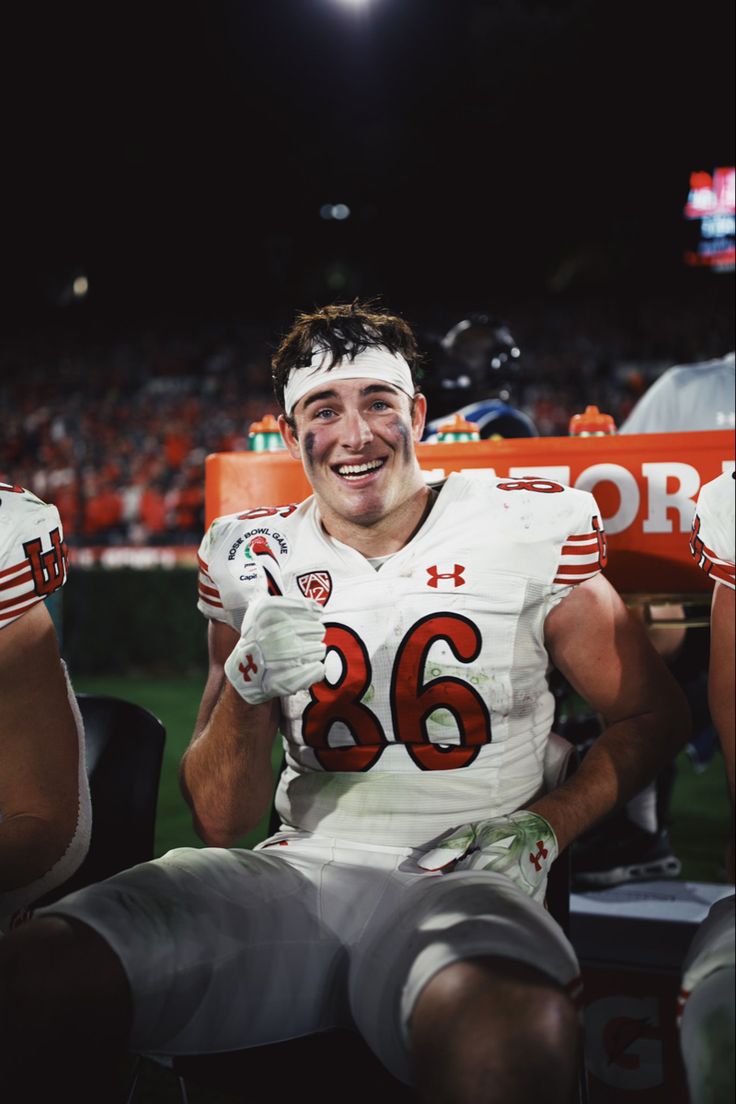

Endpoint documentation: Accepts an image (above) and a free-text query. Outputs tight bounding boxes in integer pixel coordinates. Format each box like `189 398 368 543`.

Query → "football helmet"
427 312 521 404
440 312 521 385
422 312 534 436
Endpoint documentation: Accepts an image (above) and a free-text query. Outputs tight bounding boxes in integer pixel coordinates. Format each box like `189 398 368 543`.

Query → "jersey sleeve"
196 539 226 620
690 471 736 589
542 484 607 617
483 476 607 619
0 485 68 629
196 518 247 632
196 511 289 632
552 505 607 586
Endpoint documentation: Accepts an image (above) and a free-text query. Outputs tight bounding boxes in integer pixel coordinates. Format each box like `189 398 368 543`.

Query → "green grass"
670 748 732 884
73 674 732 884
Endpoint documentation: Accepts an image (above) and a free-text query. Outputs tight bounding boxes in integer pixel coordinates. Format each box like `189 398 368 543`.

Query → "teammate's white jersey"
0 484 68 628
198 472 606 845
690 470 735 590
0 484 89 931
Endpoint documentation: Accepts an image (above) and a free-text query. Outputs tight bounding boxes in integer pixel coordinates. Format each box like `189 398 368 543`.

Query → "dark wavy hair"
271 299 422 414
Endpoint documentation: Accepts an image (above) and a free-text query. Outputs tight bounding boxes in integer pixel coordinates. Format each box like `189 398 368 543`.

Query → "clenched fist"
225 595 326 704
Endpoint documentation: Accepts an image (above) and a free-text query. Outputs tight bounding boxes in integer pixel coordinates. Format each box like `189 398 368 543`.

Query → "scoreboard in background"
205 430 734 598
684 166 735 271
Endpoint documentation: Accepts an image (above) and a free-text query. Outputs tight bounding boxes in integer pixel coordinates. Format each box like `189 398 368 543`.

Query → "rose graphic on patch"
248 535 278 562
297 570 332 606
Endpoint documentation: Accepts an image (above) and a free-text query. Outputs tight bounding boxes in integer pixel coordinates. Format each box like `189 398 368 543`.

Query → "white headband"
283 345 415 416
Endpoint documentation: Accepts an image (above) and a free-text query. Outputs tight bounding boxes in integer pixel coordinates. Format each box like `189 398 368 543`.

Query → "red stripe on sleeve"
198 581 221 599
0 567 33 592
0 596 41 621
0 557 28 581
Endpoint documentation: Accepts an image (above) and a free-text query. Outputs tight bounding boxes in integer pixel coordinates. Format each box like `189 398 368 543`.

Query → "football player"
0 304 689 1104
574 353 735 888
678 469 735 1104
0 484 90 932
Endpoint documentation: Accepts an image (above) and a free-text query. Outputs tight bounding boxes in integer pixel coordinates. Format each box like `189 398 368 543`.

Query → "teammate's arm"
708 581 735 881
179 619 280 847
531 572 691 852
0 602 82 892
709 582 735 804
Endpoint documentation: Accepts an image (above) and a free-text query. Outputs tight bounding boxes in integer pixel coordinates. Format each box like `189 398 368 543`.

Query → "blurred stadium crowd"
2 291 733 548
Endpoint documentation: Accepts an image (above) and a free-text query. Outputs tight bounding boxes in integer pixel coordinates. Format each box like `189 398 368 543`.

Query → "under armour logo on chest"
426 564 465 588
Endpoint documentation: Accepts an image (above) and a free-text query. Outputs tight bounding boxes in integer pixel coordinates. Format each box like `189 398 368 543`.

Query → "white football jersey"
198 472 606 845
690 470 735 590
0 484 89 931
0 484 68 629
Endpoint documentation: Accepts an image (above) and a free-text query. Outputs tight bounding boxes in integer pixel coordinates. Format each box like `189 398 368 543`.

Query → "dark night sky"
1 0 734 326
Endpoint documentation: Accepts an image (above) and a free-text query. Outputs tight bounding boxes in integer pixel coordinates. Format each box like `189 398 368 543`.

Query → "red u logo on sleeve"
23 528 67 596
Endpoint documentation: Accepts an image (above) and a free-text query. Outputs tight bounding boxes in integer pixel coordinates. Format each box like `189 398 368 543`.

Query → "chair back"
35 693 166 906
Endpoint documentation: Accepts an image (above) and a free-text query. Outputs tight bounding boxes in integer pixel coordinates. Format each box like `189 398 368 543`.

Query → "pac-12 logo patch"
297 571 332 606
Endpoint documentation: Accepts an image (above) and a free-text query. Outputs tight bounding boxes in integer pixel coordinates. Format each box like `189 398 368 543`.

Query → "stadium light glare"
320 203 351 220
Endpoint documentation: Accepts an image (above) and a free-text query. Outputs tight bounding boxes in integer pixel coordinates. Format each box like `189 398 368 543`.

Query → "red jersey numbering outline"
497 478 565 494
301 613 492 772
237 504 297 521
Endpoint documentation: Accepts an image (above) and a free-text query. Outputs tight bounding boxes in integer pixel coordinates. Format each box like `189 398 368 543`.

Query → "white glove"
225 594 326 704
418 810 558 903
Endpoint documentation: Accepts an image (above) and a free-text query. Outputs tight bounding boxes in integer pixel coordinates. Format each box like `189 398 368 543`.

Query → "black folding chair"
35 693 166 907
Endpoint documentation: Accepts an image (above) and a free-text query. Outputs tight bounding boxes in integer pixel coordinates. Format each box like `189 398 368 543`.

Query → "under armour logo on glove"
418 810 558 904
529 841 549 872
225 594 326 705
238 654 258 681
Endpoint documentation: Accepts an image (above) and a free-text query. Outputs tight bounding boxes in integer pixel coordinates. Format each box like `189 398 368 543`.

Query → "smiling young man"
0 302 690 1104
282 374 429 552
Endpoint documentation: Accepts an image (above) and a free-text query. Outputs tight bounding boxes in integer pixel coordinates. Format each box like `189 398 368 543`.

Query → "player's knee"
410 957 578 1103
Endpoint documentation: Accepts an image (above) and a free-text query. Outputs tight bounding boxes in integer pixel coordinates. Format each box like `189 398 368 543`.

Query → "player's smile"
333 457 386 482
